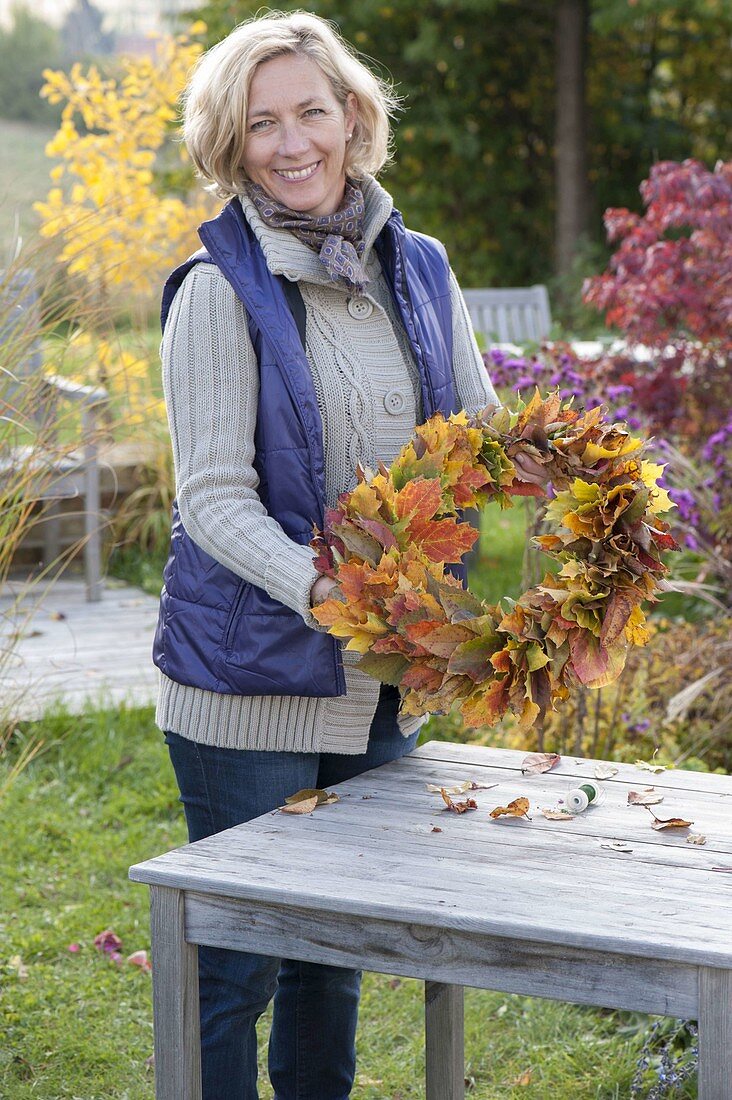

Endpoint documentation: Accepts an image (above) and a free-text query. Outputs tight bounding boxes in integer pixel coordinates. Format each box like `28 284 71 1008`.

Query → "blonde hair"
182 10 399 199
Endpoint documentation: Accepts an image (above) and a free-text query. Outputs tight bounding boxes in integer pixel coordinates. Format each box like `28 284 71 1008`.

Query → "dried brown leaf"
646 807 693 830
521 752 560 775
627 787 664 806
441 788 478 813
594 764 618 779
9 955 28 980
490 797 531 819
280 796 319 815
284 788 339 807
514 1068 533 1086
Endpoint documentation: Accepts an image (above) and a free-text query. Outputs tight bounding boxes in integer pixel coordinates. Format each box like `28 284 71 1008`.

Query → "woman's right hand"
310 575 339 607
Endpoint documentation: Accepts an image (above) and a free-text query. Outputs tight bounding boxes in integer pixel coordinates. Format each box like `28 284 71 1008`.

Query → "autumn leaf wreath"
310 391 678 731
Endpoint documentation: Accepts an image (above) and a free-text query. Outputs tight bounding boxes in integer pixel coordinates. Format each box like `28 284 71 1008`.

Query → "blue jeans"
165 685 418 1100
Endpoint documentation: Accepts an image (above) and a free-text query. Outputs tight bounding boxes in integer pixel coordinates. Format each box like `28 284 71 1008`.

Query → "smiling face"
242 53 358 217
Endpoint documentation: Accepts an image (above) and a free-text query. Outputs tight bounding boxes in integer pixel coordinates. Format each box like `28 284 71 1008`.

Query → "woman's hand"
310 575 339 607
512 451 552 488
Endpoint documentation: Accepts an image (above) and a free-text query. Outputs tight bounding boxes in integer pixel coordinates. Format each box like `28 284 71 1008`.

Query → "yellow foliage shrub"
34 27 213 299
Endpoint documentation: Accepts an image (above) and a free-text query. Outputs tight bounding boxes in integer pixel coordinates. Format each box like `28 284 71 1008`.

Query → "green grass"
0 707 696 1099
0 117 55 251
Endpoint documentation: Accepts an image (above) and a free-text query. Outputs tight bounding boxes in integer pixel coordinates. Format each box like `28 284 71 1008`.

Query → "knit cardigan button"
347 296 374 319
384 389 406 415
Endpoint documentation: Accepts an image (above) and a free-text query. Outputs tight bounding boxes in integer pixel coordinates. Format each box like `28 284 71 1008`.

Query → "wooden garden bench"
130 741 732 1099
1 269 109 601
463 285 552 344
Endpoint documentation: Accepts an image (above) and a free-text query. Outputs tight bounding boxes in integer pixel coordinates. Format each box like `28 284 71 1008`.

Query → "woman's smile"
273 161 322 182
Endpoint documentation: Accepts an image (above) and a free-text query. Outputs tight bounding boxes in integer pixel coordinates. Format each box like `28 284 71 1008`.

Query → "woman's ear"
344 92 358 137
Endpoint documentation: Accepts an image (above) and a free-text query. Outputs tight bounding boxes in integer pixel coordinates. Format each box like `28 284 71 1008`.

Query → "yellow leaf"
640 460 665 487
625 605 650 646
490 797 531 819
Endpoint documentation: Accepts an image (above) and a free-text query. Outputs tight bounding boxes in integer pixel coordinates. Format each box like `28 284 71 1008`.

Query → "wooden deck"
0 576 159 720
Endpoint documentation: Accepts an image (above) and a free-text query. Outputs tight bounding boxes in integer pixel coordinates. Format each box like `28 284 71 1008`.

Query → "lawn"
0 117 55 251
0 677 695 1099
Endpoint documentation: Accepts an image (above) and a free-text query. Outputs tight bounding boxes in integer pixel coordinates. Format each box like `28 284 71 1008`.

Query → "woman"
154 11 542 1099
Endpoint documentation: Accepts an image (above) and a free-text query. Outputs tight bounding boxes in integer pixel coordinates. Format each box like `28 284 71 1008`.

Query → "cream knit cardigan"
156 176 498 752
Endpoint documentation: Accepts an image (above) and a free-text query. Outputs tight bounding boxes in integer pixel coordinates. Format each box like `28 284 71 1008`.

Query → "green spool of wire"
566 782 603 813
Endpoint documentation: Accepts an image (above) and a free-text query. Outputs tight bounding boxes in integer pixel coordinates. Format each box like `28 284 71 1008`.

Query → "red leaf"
409 516 478 562
395 478 442 522
400 662 445 692
508 479 546 498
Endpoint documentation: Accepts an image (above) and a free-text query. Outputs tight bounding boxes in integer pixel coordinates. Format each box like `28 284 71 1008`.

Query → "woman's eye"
249 119 271 132
304 108 325 118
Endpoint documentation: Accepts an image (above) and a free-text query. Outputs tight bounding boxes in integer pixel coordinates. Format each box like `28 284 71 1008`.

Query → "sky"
0 0 190 33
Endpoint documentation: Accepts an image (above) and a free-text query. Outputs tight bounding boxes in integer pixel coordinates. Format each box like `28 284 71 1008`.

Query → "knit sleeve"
448 267 501 414
161 263 320 620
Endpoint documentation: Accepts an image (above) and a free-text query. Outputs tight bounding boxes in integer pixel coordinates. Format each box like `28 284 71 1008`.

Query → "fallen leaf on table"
441 788 478 813
594 764 618 779
431 826 443 833
284 788 339 806
541 808 574 820
600 840 633 852
686 834 707 845
521 752 560 775
427 780 472 795
513 1068 533 1085
49 610 66 621
490 797 531 820
628 787 664 806
635 758 667 773
9 955 28 980
646 807 693 830
280 796 319 814
427 779 498 794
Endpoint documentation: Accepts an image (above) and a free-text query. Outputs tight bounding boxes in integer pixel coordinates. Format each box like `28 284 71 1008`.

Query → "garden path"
0 577 159 719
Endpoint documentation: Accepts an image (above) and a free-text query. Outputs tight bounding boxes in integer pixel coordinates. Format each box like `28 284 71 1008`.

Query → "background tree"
59 0 116 61
186 0 731 314
0 4 61 125
555 0 590 283
33 27 212 310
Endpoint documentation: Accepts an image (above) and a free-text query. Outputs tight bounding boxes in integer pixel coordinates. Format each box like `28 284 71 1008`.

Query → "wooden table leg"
150 886 201 1100
698 968 732 1100
425 981 464 1100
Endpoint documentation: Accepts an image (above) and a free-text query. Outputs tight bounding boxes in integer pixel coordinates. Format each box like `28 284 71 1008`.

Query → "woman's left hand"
512 451 552 488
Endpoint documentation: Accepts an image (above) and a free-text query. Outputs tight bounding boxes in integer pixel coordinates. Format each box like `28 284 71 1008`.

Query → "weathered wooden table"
129 741 732 1099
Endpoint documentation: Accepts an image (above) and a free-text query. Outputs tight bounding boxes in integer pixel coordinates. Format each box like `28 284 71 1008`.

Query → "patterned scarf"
246 179 369 293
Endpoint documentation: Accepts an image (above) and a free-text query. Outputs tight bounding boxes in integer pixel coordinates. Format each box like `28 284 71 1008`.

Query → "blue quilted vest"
153 196 460 697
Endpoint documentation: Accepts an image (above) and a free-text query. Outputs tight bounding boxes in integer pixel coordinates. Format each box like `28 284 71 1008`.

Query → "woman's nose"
278 123 310 158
